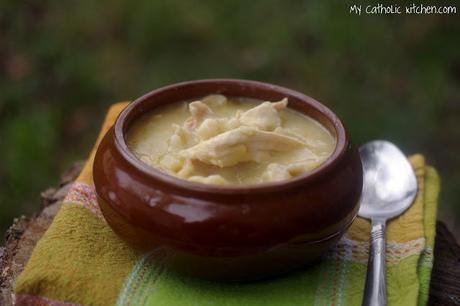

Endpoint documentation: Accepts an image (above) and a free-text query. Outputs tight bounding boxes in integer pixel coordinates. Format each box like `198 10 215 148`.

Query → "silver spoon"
358 140 418 306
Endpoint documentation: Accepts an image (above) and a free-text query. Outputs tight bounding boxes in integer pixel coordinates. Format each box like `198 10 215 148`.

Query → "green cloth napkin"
15 103 440 306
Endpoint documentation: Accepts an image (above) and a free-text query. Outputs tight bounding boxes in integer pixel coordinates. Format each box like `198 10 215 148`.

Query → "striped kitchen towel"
15 103 439 306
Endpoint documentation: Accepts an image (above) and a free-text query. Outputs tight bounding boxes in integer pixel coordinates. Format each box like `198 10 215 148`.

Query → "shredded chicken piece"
180 126 305 167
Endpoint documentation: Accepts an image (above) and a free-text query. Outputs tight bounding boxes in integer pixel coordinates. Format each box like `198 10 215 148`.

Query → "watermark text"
350 4 457 15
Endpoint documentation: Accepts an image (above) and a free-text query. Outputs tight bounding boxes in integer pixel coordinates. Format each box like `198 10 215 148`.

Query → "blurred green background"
0 1 459 238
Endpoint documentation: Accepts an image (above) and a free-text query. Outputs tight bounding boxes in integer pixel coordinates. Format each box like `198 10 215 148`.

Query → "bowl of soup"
93 79 363 281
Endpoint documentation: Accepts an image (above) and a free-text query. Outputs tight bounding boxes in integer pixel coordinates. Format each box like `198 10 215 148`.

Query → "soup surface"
127 95 336 185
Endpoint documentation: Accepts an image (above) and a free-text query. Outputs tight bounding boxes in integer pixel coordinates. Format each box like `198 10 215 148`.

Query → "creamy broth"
126 95 336 185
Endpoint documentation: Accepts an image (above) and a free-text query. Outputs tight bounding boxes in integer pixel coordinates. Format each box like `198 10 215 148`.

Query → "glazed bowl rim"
113 78 348 195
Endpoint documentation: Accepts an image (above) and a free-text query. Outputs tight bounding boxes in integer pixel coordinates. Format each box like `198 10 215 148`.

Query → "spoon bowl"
359 140 418 219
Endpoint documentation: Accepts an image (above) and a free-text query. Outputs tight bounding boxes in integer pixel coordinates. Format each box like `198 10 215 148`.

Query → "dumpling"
188 175 228 185
261 160 322 182
168 124 197 150
184 101 214 129
202 94 227 107
239 98 287 131
196 118 228 140
262 163 292 181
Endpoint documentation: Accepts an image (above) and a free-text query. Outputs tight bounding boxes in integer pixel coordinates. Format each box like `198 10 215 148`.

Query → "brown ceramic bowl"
93 79 362 281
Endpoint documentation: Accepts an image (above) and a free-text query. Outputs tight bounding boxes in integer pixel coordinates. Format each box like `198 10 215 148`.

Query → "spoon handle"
362 219 387 306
